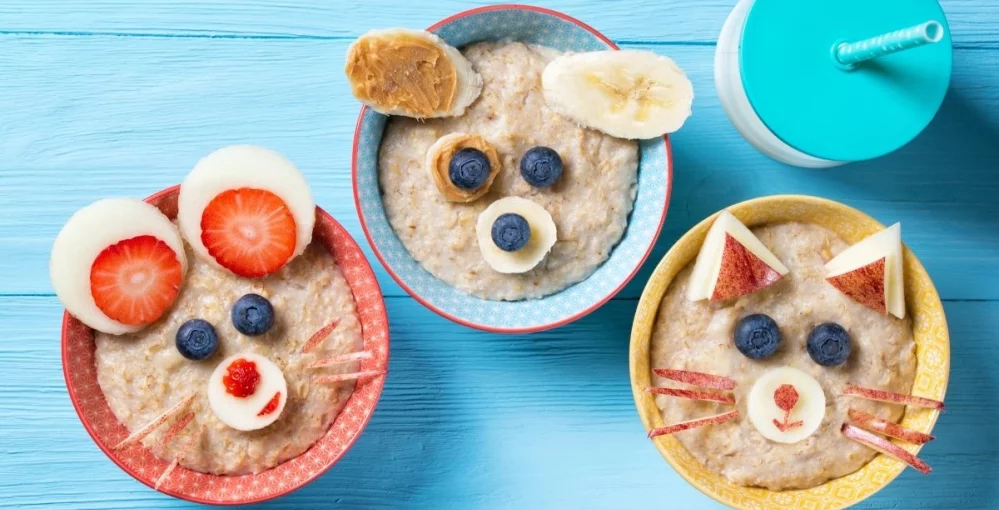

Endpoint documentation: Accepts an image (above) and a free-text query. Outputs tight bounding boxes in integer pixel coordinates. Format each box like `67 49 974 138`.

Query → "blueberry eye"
491 213 531 252
807 323 851 366
520 146 563 188
448 148 491 190
232 293 275 336
176 319 219 360
734 314 781 359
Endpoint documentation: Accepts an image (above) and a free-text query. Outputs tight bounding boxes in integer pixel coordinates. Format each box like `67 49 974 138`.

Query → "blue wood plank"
0 0 995 46
0 297 994 509
1 38 997 299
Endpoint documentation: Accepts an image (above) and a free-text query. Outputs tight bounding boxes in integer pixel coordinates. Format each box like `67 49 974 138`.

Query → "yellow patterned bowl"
629 195 950 510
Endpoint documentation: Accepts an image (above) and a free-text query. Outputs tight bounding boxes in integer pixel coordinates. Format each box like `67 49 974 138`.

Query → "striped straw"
835 20 944 68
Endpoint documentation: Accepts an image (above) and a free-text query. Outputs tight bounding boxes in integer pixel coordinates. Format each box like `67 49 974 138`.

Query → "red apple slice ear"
687 211 789 302
841 423 931 474
825 223 905 318
648 410 740 438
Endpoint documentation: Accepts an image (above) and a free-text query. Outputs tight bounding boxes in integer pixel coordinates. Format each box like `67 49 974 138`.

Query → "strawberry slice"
200 188 297 278
90 235 183 325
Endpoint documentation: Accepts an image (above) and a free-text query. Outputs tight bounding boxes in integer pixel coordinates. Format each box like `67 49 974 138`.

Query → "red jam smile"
223 358 260 398
257 392 281 416
772 384 804 432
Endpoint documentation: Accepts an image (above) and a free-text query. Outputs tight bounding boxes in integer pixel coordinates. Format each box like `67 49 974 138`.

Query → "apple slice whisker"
648 410 740 438
155 412 195 451
645 387 735 405
652 368 736 391
154 424 207 490
314 369 386 384
301 319 341 353
843 385 944 410
847 409 935 445
113 393 196 450
841 423 932 474
306 350 374 369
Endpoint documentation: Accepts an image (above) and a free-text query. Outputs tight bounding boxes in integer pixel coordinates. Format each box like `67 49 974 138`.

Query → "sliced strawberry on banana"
51 198 187 335
178 145 315 278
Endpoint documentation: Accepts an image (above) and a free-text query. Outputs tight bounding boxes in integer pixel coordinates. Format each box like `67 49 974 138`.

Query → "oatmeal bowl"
56 146 389 504
629 195 949 509
350 4 693 332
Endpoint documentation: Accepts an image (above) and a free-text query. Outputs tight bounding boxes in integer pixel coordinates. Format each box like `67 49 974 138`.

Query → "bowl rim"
351 3 674 334
628 194 951 510
61 185 390 505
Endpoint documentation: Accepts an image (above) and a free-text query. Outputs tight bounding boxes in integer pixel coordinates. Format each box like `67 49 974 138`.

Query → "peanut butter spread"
346 32 458 118
425 132 500 203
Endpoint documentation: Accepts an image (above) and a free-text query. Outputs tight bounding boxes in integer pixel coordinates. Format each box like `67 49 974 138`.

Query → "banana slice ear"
542 50 693 139
345 28 483 119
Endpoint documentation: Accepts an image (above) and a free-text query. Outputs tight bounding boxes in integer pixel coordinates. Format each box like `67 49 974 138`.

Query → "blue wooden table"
1 1 998 508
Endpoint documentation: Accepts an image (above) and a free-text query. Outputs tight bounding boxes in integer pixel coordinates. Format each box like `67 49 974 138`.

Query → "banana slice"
747 367 826 444
426 133 500 203
476 197 557 274
345 28 483 119
542 50 693 139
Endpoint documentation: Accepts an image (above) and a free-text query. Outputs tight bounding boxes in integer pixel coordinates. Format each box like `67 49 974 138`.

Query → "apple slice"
314 369 386 384
645 387 736 404
825 223 905 318
648 410 740 438
155 424 207 489
841 423 932 474
843 385 944 410
687 211 789 301
653 368 736 390
113 393 195 450
302 319 340 353
848 409 935 445
307 350 374 369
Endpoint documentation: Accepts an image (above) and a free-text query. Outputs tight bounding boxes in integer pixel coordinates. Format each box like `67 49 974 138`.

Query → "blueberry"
490 213 531 252
176 319 219 360
448 148 491 190
807 322 852 366
734 314 781 359
520 146 563 188
231 294 274 336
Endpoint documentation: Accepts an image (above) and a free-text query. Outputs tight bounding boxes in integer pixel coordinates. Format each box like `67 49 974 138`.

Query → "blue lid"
740 0 952 161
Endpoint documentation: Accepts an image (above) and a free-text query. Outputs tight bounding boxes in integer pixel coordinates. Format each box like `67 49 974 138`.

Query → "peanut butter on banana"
346 32 458 118
425 133 500 203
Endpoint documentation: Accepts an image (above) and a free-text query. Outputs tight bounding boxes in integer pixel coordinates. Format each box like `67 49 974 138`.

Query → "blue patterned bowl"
352 4 673 333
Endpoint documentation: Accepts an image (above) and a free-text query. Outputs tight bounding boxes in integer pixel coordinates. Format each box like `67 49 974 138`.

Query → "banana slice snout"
476 197 557 274
426 133 501 203
747 366 826 444
542 50 694 140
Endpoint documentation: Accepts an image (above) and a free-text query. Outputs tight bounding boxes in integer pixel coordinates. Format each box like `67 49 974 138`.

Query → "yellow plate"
629 195 950 510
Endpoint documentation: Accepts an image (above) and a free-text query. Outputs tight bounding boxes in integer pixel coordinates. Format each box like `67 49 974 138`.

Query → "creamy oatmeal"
651 222 917 490
378 41 639 301
96 242 362 475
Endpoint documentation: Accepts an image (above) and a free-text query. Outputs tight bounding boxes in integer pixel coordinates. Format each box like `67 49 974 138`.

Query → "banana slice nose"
747 366 826 444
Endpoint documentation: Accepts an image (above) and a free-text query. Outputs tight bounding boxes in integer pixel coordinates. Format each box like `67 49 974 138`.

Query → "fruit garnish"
747 367 825 444
425 133 500 203
222 358 260 398
652 368 736 391
645 387 735 404
841 423 932 474
302 319 341 353
231 293 275 336
51 198 188 335
257 392 281 417
734 313 782 359
476 197 557 274
155 412 195 451
306 350 374 369
345 28 483 118
113 393 195 450
771 384 804 432
155 424 207 490
175 319 219 360
314 369 386 384
542 50 693 139
686 211 789 302
807 322 852 367
825 223 905 318
491 213 531 252
648 410 739 438
178 145 315 277
520 146 564 188
208 353 288 431
848 409 935 445
843 385 944 410
200 188 297 278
